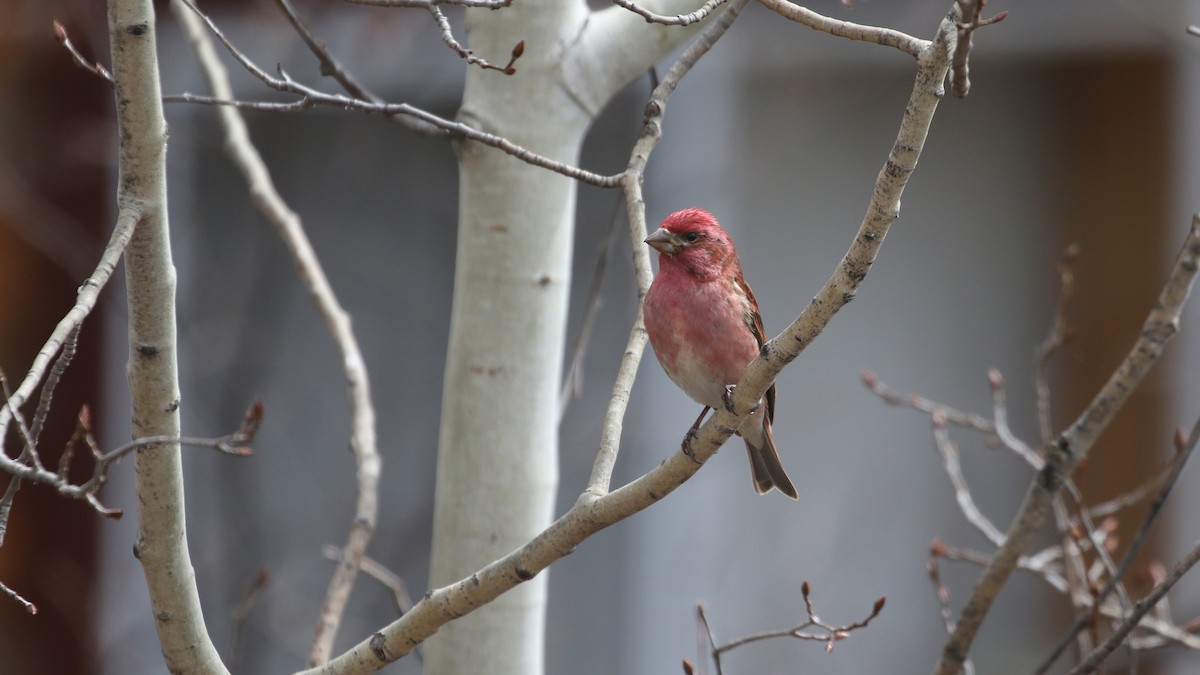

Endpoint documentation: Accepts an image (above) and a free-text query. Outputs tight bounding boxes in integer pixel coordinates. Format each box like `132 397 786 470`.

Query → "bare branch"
935 216 1200 675
172 0 617 186
710 582 885 657
559 199 625 420
0 202 139 447
987 368 1042 468
229 568 270 671
931 411 1006 546
29 326 80 447
1068 539 1200 674
427 5 523 73
862 369 995 435
612 0 729 26
0 580 36 615
926 539 976 675
755 0 929 57
587 0 750 496
1036 413 1200 673
949 0 1008 98
171 2 382 666
302 7 960 673
344 0 511 7
272 0 444 137
694 602 718 675
322 545 417 618
52 20 114 83
1035 243 1080 443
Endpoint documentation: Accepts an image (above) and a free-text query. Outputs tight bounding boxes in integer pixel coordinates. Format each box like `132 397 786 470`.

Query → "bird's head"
645 208 737 279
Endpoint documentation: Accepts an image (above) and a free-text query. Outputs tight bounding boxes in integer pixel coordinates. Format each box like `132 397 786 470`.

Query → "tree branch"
299 5 960 673
171 0 619 187
272 0 444 137
948 0 1007 98
1067 538 1200 674
709 582 885 658
611 0 729 26
1036 413 1200 673
587 0 750 496
934 215 1200 675
172 1 382 666
755 0 929 58
108 0 229 671
0 203 139 450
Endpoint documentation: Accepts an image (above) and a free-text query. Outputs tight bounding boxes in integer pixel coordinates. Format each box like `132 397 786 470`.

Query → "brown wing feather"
732 266 774 424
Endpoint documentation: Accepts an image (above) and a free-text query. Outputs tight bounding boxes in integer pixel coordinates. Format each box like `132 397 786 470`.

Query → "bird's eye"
684 232 699 243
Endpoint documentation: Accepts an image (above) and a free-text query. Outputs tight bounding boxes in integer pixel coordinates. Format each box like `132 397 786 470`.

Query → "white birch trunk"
108 0 226 672
427 5 586 673
427 2 710 673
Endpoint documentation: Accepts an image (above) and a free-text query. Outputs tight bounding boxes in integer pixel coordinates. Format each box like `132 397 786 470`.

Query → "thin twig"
0 580 36 615
1062 480 1131 609
694 602 716 675
273 0 434 133
1 372 46 475
172 2 382 666
52 20 114 83
1035 244 1080 444
937 534 1200 650
862 370 995 435
755 0 928 57
29 325 80 447
931 412 1006 546
1036 413 1200 673
304 7 959 671
172 0 617 187
0 400 258 518
586 0 750 496
935 217 1200 675
711 582 885 656
344 0 511 7
949 0 1007 98
0 201 140 465
0 473 21 549
229 568 271 672
612 0 728 26
1082 451 1181 521
272 0 442 137
1068 539 1200 675
427 5 523 73
987 369 1041 469
321 545 416 617
559 198 625 421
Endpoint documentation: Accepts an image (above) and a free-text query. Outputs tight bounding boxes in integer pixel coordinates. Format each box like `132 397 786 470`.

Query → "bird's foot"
723 385 760 416
681 429 702 465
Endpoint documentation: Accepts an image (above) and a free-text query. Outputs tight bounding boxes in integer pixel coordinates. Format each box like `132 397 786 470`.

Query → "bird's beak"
644 227 678 255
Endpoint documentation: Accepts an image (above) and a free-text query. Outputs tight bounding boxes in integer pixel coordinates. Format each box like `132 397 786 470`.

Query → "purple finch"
642 208 798 499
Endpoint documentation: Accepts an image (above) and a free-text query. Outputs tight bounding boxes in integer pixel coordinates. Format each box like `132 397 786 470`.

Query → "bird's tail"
743 415 798 500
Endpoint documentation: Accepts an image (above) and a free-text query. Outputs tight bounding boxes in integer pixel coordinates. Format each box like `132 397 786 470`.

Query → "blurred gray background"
3 1 1200 673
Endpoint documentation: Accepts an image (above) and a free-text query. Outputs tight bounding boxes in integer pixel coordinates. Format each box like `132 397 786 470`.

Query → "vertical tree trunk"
109 1 226 672
427 3 712 672
426 4 589 673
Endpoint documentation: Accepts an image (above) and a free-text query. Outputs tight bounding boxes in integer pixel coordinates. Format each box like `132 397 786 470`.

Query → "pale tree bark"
427 2 714 673
108 0 227 672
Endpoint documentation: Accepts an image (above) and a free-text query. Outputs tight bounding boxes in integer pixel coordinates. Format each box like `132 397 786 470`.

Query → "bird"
642 208 798 499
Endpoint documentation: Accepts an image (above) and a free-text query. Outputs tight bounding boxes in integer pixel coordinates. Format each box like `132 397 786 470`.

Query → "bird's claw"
681 428 702 465
722 384 760 416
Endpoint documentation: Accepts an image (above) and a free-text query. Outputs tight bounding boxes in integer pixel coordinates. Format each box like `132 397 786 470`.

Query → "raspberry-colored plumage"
642 208 798 499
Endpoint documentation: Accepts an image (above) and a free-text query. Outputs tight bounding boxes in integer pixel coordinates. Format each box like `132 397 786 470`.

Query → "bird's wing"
732 268 775 424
